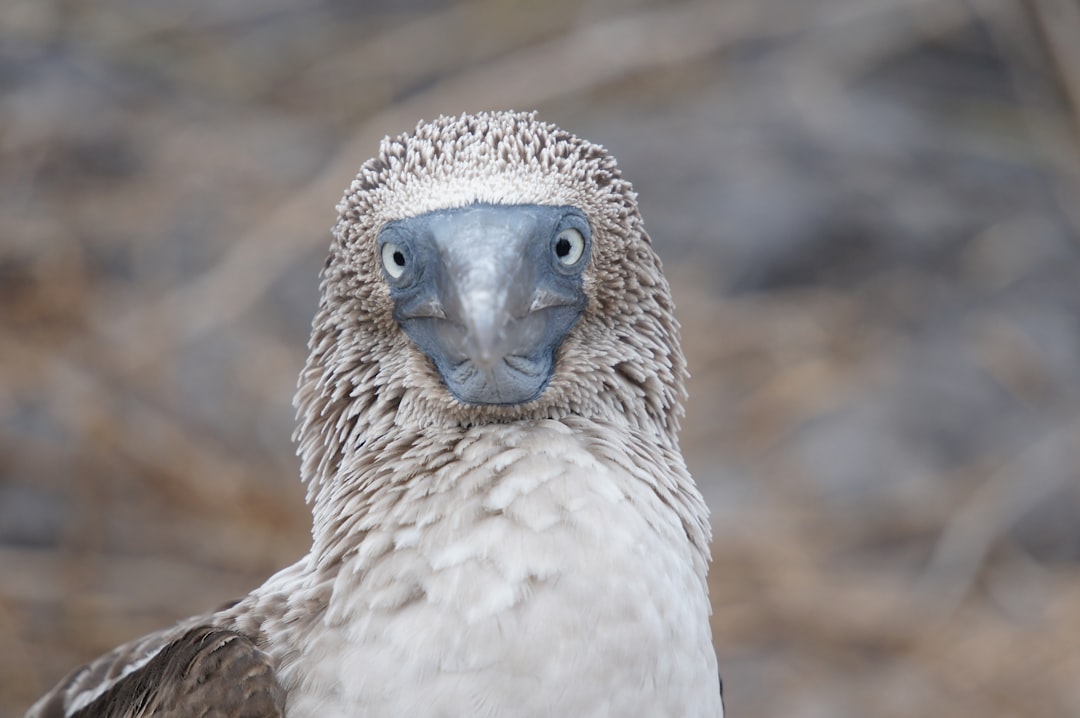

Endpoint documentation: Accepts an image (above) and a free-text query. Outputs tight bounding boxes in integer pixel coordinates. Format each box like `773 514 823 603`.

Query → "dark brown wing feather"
46 626 285 718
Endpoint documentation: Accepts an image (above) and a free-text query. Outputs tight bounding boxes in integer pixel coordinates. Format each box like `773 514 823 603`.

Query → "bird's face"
302 111 686 444
377 204 591 406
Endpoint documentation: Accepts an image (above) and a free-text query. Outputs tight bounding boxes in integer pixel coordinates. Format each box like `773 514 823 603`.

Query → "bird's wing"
28 625 285 718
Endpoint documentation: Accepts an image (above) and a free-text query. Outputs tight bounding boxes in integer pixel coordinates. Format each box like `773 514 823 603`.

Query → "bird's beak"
430 208 567 373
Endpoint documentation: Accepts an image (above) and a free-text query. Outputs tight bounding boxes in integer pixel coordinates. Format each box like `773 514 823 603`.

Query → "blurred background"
2 0 1079 715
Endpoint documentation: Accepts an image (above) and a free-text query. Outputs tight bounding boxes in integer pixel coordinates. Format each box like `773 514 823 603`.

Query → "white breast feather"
245 420 721 718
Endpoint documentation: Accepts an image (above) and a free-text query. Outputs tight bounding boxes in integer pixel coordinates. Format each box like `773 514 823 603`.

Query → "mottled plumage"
28 111 723 717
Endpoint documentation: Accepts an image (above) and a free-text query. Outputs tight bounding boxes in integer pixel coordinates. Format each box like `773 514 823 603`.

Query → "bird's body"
27 112 723 718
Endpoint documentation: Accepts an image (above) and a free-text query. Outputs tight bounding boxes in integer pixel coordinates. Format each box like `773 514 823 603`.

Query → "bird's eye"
553 228 586 266
381 242 408 279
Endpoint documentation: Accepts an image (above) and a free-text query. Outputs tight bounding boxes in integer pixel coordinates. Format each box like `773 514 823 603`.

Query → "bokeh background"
2 0 1079 715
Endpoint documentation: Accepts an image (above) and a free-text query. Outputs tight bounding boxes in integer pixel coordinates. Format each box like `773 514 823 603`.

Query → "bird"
27 110 723 718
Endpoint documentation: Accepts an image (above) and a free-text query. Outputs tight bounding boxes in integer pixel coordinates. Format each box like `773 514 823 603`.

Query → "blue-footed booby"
27 111 724 718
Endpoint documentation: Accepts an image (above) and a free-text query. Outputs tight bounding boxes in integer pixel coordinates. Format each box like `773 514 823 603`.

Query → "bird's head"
296 111 687 492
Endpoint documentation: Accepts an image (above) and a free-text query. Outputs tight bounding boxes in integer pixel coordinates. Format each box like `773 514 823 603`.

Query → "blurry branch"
0 545 263 618
1 328 289 517
974 0 1080 239
1026 0 1080 140
918 413 1080 612
710 495 1078 717
1025 0 1080 237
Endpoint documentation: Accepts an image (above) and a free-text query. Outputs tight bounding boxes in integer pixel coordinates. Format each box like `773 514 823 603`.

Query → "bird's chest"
276 425 718 717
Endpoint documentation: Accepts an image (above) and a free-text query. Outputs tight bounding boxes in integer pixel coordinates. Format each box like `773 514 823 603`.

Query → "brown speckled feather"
57 626 285 718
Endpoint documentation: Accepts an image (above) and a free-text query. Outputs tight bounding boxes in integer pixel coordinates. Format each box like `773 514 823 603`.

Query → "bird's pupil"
393 251 405 267
555 237 571 257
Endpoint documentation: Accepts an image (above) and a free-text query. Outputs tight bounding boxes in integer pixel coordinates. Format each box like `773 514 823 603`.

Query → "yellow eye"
381 242 407 279
554 228 585 266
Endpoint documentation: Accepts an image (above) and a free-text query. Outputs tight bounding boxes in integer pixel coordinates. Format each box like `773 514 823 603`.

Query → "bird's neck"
304 415 710 598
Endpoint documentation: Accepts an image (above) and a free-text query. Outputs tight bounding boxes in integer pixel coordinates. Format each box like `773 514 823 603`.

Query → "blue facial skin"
377 204 592 406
